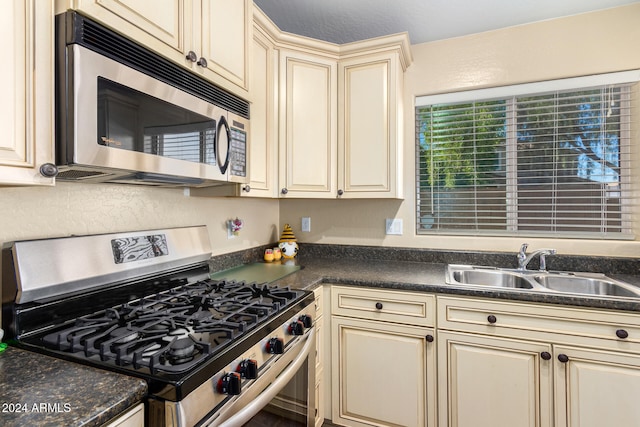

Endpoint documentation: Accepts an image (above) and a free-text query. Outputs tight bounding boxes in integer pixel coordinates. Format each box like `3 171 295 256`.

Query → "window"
416 72 637 239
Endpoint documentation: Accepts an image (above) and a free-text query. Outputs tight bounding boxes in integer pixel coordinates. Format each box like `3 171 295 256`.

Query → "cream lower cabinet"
57 0 251 97
554 345 640 427
331 285 437 427
438 331 553 427
437 295 640 427
104 403 144 427
0 0 55 186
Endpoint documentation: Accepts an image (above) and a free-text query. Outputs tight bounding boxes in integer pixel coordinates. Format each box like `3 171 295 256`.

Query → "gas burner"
110 327 140 344
167 337 196 363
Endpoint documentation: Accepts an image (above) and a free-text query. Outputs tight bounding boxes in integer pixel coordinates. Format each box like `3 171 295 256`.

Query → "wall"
0 183 280 256
280 3 640 258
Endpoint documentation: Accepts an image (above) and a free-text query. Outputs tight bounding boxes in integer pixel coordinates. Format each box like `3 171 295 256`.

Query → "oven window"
97 78 216 165
245 359 309 426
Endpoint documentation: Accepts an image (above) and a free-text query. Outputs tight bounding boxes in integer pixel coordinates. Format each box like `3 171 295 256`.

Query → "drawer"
331 285 435 327
437 296 640 347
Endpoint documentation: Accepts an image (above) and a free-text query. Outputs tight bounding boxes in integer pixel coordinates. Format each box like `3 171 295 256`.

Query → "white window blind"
415 74 637 239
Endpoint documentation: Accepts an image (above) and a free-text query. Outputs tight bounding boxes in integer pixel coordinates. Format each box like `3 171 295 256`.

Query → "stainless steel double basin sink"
446 264 640 298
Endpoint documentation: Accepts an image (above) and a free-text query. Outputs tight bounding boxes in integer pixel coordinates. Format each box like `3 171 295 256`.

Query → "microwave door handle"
216 116 231 174
217 328 316 427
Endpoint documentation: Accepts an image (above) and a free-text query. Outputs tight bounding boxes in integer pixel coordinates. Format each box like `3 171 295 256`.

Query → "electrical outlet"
385 218 403 235
301 217 311 232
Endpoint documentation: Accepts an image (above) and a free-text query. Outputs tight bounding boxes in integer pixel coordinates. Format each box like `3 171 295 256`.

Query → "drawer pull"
616 329 629 339
375 302 383 310
487 315 497 324
426 334 434 343
540 351 552 360
558 354 570 363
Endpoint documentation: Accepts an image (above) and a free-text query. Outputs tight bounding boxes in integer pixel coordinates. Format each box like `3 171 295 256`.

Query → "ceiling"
253 0 640 45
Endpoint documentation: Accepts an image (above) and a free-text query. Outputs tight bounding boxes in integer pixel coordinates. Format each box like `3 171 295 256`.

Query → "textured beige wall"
281 4 640 257
0 183 280 256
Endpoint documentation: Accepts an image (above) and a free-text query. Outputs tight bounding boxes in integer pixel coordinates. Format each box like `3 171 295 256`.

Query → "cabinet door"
242 25 278 197
199 0 250 90
438 331 553 427
338 52 402 198
279 51 337 198
555 345 640 427
0 0 54 185
72 0 187 56
332 316 436 427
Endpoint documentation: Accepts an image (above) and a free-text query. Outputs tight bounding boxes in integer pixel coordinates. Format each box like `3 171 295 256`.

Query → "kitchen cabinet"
278 48 338 198
337 47 407 198
438 331 553 427
437 295 640 427
0 0 55 186
56 0 251 98
248 7 412 199
330 285 437 427
104 403 144 427
240 18 279 197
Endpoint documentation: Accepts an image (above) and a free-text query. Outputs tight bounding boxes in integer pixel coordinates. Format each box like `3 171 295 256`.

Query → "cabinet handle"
375 302 383 310
242 185 251 193
281 188 288 195
337 189 344 196
558 354 570 363
197 57 208 67
487 315 497 324
186 51 197 62
616 329 629 339
426 334 434 343
540 351 552 360
39 163 59 178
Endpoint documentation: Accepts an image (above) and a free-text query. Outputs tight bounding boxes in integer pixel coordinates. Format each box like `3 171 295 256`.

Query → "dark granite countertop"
0 347 147 427
264 256 640 313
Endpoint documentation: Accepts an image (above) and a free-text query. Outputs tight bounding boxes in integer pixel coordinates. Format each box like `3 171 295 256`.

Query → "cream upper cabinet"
57 0 251 98
438 295 640 427
337 50 404 198
0 0 55 186
330 285 437 427
241 18 278 197
278 49 338 198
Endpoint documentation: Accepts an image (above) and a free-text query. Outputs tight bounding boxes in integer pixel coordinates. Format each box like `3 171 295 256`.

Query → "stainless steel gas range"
1 226 316 426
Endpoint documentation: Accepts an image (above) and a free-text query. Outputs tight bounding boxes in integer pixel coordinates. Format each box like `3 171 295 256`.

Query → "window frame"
415 71 639 240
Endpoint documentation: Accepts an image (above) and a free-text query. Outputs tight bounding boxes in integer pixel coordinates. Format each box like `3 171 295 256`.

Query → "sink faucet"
517 243 557 271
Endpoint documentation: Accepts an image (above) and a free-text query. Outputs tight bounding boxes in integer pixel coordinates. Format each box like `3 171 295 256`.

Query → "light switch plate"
385 218 403 235
301 217 311 232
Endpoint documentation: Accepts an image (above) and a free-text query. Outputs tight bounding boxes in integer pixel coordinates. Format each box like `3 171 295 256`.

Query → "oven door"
59 44 230 183
211 328 316 427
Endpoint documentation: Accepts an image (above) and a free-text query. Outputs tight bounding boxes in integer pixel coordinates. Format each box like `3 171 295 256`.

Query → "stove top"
36 279 305 375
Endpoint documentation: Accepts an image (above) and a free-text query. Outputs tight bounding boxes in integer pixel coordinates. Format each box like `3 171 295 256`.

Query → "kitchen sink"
532 273 640 298
446 264 640 298
450 268 534 289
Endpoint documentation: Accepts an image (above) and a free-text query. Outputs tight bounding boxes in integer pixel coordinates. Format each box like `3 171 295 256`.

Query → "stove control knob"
266 337 284 354
298 315 313 328
217 372 241 395
237 359 258 379
288 320 304 335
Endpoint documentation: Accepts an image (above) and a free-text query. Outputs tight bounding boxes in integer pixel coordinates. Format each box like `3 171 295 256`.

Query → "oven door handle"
218 328 316 427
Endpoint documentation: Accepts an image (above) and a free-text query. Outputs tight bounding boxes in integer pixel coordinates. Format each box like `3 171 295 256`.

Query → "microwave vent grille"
65 11 249 119
57 169 113 181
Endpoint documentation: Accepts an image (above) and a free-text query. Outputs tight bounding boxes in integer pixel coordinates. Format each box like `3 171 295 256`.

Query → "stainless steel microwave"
55 12 249 187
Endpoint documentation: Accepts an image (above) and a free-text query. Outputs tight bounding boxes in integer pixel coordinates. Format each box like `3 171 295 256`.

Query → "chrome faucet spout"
517 244 556 271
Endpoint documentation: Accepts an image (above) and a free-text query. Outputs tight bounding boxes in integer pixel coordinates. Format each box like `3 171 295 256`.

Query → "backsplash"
212 242 640 276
